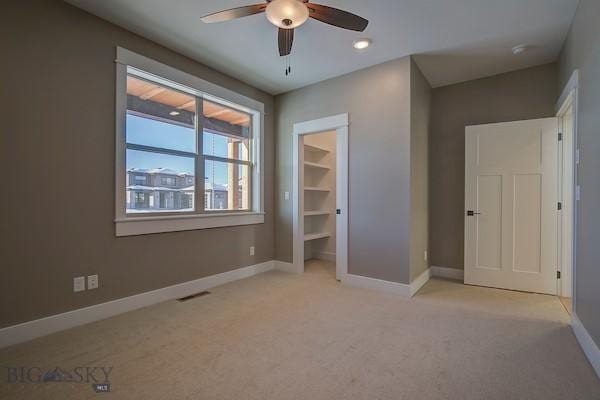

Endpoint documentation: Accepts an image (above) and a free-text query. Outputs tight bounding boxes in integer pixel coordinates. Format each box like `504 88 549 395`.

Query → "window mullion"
196 97 205 214
126 143 196 159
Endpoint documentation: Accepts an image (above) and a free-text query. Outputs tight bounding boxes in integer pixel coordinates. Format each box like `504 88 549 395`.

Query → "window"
203 99 251 211
160 176 177 186
115 48 263 236
134 192 150 209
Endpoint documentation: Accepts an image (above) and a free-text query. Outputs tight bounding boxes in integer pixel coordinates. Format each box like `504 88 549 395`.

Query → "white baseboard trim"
571 313 600 378
274 260 301 274
430 266 464 281
0 260 275 349
315 251 336 263
341 274 410 296
410 268 431 296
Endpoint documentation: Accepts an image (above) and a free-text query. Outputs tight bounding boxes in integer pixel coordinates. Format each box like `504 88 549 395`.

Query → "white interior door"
464 118 559 294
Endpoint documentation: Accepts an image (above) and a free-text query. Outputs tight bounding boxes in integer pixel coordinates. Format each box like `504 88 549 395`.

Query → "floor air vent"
177 291 211 302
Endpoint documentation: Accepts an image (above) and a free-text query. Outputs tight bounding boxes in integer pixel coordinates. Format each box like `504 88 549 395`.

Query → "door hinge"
557 271 561 279
558 132 563 141
558 202 562 210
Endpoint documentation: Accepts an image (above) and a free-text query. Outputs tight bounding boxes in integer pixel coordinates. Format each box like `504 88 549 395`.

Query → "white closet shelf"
304 210 331 216
304 161 330 170
304 143 330 153
304 232 331 241
304 186 330 192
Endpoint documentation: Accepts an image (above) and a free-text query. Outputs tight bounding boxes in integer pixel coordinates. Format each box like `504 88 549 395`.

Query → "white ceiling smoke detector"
512 44 532 55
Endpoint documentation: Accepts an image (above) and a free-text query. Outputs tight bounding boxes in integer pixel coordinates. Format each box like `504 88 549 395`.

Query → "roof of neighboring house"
127 185 195 192
128 168 193 177
205 182 227 191
127 169 232 192
127 183 230 192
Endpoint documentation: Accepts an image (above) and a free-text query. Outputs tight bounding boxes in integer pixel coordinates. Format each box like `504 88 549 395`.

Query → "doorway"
556 71 579 313
292 114 348 280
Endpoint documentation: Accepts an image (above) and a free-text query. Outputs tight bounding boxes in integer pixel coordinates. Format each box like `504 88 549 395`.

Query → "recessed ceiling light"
169 111 180 116
353 38 371 50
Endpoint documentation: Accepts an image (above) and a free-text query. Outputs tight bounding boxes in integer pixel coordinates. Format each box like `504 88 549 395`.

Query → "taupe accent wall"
275 57 430 284
558 0 600 348
0 0 274 328
409 59 431 281
429 64 558 271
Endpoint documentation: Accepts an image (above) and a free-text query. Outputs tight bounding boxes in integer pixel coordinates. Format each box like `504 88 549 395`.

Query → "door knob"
466 210 481 216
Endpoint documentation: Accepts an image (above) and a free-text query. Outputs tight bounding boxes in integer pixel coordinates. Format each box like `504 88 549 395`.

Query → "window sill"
115 212 265 236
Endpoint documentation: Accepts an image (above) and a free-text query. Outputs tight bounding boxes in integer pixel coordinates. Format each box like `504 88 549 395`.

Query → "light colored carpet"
0 260 598 399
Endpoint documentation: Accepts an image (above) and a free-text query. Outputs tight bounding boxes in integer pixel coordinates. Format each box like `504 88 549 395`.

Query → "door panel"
476 175 503 270
513 174 541 273
465 118 558 294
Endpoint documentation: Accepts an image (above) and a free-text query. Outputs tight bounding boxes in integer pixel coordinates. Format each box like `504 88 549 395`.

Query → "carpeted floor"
0 260 598 399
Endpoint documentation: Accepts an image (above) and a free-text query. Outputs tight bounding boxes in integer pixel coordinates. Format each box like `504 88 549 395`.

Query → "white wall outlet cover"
73 277 85 292
284 191 290 200
87 275 99 290
250 246 255 256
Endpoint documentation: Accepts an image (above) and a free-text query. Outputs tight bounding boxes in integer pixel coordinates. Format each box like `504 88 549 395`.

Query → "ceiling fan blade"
278 28 294 56
201 4 267 23
306 3 368 32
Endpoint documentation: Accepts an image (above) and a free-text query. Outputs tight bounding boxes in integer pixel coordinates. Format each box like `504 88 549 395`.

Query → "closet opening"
303 131 337 279
292 114 348 280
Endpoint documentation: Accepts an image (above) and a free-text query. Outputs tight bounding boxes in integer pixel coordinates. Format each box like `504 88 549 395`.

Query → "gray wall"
558 0 600 348
429 64 558 271
0 0 274 328
409 59 431 281
275 57 412 283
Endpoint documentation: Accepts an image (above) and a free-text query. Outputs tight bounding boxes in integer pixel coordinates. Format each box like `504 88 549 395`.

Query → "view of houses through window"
125 73 252 214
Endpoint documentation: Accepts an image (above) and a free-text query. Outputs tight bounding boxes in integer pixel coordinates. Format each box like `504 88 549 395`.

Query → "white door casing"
555 70 579 305
292 114 349 280
464 118 559 294
558 110 574 298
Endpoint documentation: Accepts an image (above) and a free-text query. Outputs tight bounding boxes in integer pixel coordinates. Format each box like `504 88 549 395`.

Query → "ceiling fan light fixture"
266 0 309 29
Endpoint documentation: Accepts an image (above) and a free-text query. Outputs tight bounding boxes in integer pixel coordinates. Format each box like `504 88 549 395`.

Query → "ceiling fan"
201 0 369 75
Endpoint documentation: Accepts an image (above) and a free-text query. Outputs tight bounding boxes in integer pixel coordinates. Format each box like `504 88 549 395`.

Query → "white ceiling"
65 0 579 94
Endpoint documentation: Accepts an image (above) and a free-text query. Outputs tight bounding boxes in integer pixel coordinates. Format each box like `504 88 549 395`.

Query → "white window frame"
115 47 264 236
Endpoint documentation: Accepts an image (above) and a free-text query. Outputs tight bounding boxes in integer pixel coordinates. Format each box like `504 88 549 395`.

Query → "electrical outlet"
250 246 255 256
73 277 85 292
424 250 428 262
284 191 290 201
87 274 99 290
